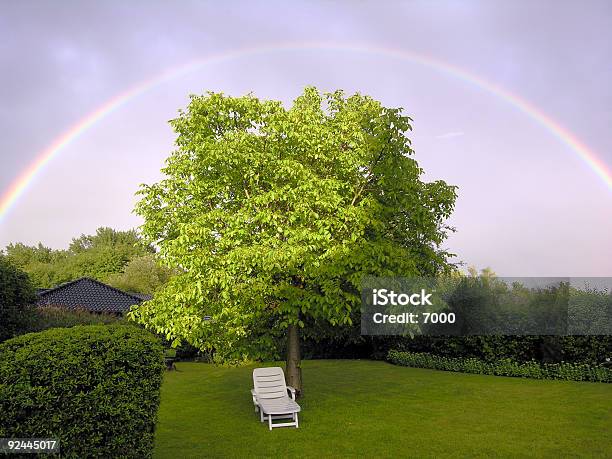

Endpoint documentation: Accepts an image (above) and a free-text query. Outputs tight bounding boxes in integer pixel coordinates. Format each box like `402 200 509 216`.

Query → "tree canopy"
3 227 153 289
106 254 176 295
130 87 457 390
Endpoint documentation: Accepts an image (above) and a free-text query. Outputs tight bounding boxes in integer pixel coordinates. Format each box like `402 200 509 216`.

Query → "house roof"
129 292 153 301
36 277 147 314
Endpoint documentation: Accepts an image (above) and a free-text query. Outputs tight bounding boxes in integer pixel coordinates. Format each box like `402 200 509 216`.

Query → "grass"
154 360 612 458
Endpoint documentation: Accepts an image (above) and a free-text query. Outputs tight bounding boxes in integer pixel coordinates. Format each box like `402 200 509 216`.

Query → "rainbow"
1 42 611 223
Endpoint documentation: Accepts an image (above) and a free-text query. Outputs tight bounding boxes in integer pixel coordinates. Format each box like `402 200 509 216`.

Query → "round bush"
0 325 165 458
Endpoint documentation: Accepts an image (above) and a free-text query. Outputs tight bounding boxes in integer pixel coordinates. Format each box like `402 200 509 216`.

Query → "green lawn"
154 360 611 458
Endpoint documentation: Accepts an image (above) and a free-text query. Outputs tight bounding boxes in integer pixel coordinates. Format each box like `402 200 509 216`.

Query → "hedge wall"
0 325 165 458
300 333 612 365
388 350 612 383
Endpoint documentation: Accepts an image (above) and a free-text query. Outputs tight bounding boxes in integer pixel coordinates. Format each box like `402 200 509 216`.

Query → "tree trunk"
285 323 303 396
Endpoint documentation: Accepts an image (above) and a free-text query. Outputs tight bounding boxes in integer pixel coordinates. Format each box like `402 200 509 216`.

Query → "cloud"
436 131 465 139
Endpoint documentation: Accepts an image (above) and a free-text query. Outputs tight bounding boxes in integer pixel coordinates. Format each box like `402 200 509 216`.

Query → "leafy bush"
387 350 612 383
0 256 37 342
164 348 177 358
0 325 165 458
31 306 124 331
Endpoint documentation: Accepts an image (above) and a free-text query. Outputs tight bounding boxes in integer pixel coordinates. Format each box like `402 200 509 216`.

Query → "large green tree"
130 88 457 391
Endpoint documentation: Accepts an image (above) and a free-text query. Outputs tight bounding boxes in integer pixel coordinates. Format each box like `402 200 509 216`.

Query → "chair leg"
268 413 273 430
295 412 299 428
260 409 264 422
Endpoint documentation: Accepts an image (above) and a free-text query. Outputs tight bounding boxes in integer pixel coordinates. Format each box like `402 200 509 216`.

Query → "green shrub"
158 336 200 360
387 350 612 383
31 306 124 331
0 257 37 342
164 348 177 358
0 325 165 458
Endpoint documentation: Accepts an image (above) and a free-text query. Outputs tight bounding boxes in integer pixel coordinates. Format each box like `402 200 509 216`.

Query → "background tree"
106 254 176 295
3 227 153 288
3 242 70 287
130 87 457 392
0 256 37 342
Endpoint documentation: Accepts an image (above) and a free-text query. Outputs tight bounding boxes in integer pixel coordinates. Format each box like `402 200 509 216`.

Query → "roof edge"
37 277 147 303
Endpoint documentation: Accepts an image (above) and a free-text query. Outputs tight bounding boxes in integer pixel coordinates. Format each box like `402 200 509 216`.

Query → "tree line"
1 227 174 295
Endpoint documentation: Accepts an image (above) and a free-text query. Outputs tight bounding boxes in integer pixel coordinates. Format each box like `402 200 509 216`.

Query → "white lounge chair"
251 367 301 430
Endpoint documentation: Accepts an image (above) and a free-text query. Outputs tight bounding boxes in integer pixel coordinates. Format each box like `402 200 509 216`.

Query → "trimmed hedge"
387 350 612 383
365 335 612 364
0 325 165 458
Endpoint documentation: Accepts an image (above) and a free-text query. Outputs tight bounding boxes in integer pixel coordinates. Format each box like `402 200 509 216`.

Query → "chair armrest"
251 389 258 405
286 386 296 400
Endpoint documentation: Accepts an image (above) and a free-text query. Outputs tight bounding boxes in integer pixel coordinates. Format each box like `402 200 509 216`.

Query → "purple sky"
1 1 611 276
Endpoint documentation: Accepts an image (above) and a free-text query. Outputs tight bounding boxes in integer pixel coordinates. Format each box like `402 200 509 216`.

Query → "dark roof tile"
36 277 145 314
